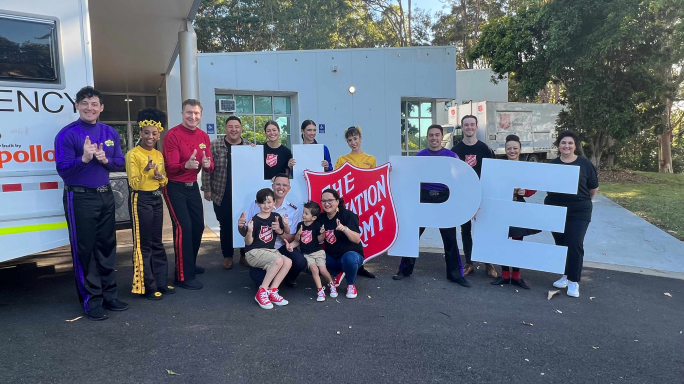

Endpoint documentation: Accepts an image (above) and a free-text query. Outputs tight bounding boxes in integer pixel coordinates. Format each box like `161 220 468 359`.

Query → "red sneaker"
316 287 326 302
333 272 345 287
269 288 289 306
346 284 357 299
255 287 273 309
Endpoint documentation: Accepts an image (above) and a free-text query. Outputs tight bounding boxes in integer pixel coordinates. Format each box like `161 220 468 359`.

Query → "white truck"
0 0 199 263
447 101 564 162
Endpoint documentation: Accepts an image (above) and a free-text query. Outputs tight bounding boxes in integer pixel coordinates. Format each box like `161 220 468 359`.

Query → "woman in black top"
544 130 599 298
318 188 364 299
263 120 294 180
491 135 540 289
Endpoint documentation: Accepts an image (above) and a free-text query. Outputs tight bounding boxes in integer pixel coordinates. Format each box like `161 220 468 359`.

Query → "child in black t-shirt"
244 188 292 309
285 201 336 301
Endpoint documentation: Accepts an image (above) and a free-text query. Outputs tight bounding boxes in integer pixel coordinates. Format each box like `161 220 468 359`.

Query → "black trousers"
396 189 464 280
130 190 168 294
248 245 307 287
163 181 204 282
461 219 473 264
63 188 118 312
552 219 590 282
213 199 235 259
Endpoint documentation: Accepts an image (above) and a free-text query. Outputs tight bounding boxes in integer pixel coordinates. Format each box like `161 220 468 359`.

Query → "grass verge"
599 171 684 241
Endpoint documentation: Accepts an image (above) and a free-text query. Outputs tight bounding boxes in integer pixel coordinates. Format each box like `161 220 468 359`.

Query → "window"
0 14 60 84
400 100 433 156
216 94 292 148
100 94 158 154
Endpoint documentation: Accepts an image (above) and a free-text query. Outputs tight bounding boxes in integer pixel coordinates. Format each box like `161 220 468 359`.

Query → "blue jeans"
326 251 363 285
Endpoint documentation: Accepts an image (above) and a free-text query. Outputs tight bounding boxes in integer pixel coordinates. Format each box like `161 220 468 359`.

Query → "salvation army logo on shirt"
301 230 313 244
325 230 336 245
199 143 207 149
465 155 477 167
266 154 278 167
105 139 114 147
259 226 273 243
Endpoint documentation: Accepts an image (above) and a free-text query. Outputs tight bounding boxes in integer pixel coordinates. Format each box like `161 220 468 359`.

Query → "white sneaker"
567 282 579 297
553 275 569 289
316 287 326 302
329 282 338 298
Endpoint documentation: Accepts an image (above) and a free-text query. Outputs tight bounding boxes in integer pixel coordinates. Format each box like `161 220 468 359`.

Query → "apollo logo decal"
0 145 55 169
304 162 398 261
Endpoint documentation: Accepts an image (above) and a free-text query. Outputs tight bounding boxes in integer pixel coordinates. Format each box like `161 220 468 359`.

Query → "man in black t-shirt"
452 114 498 278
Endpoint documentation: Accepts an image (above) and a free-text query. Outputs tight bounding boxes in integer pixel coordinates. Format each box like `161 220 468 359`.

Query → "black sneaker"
357 266 376 278
392 273 409 280
176 279 203 290
102 299 129 311
511 278 530 290
491 277 511 285
146 291 163 300
158 285 176 294
450 276 471 287
195 266 205 274
86 307 109 321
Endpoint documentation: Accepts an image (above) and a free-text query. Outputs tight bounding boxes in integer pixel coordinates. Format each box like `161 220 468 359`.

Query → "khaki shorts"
245 249 283 270
304 249 327 268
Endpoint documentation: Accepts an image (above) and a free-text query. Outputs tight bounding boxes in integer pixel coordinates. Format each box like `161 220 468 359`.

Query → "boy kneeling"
244 188 292 309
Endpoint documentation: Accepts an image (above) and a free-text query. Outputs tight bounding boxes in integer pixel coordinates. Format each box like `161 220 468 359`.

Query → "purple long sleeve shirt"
416 147 459 191
54 119 124 188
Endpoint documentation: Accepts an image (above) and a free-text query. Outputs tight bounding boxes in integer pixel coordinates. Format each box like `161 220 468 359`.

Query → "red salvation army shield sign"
304 162 398 261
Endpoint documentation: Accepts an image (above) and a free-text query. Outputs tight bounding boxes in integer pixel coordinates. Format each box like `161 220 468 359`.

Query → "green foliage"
468 0 684 166
194 0 433 52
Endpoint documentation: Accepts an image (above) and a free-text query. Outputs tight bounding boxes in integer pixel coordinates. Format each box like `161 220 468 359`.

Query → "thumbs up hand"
319 225 325 235
281 214 290 232
153 164 165 181
247 219 253 233
144 155 155 172
94 143 108 164
284 239 294 253
271 219 282 234
335 219 346 232
238 212 247 229
201 150 211 169
185 149 199 169
81 136 97 163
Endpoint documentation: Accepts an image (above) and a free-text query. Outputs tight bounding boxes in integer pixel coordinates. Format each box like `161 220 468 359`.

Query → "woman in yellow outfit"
333 126 376 280
334 126 376 170
125 108 174 300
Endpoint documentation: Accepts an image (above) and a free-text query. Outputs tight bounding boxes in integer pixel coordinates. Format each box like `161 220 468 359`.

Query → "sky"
402 0 451 15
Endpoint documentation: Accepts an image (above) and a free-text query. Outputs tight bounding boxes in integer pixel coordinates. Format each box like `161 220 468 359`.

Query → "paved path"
0 240 683 383
420 194 684 279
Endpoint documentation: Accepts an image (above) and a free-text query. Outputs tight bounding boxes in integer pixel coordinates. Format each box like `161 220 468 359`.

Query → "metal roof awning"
88 0 200 95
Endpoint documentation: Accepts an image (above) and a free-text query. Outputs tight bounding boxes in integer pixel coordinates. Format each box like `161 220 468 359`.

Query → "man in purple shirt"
392 124 470 287
54 86 128 321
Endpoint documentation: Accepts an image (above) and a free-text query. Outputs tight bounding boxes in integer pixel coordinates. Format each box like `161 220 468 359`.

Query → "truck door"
0 5 91 263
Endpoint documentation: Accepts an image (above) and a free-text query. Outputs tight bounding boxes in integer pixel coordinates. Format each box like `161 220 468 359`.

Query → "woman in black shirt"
263 120 294 180
318 188 364 299
544 130 599 298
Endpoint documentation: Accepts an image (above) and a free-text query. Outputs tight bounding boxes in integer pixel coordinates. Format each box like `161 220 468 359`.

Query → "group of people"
55 86 598 319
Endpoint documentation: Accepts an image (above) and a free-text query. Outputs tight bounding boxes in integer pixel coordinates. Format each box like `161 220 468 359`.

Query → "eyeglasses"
273 183 290 188
321 199 336 204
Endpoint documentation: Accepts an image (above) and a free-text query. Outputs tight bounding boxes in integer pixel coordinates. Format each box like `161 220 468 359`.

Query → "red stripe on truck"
2 184 22 192
40 182 59 190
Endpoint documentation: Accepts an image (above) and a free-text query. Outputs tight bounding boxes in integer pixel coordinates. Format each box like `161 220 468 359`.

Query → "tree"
468 0 675 167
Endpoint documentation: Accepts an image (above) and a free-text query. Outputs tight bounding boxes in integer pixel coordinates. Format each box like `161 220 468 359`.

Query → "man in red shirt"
162 99 214 290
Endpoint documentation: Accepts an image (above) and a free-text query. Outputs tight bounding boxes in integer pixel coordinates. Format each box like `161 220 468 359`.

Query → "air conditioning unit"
217 98 236 113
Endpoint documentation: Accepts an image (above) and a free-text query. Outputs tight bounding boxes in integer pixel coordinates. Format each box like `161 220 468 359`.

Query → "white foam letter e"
388 156 482 258
472 159 579 273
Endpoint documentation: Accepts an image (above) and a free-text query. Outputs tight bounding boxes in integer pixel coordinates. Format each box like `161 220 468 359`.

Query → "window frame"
0 11 65 89
216 93 293 148
401 99 436 156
